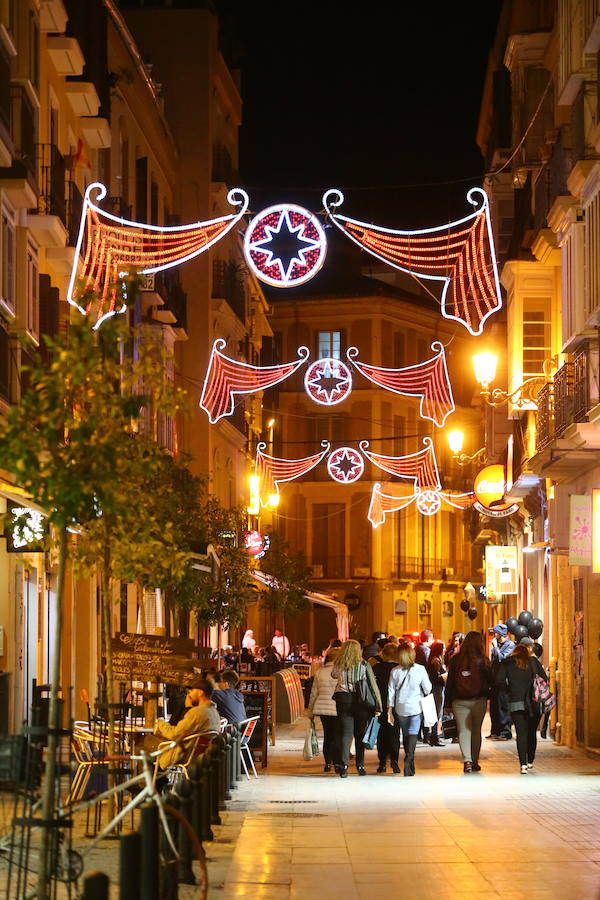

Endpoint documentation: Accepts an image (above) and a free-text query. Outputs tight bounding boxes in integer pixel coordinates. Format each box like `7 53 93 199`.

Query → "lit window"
318 331 341 359
1 205 15 312
522 297 551 378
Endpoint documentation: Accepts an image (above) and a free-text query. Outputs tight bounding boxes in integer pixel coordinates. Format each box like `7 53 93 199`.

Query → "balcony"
101 195 132 220
27 144 69 248
212 259 246 323
396 557 473 582
0 85 36 208
531 346 600 480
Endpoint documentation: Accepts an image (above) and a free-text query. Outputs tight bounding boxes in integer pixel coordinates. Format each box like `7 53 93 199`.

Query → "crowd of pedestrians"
308 625 554 777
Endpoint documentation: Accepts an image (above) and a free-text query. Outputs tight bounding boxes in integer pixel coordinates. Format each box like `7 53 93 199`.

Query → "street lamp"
446 429 486 466
472 352 546 409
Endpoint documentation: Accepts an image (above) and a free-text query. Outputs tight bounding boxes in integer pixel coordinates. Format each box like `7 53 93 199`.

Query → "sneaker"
527 762 534 770
463 761 473 773
520 765 528 774
472 762 481 772
376 764 386 773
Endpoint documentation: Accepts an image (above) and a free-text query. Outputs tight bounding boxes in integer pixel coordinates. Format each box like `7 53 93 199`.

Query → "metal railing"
66 181 84 247
573 347 590 423
36 144 66 221
535 382 553 452
396 556 472 582
101 195 132 220
553 362 574 437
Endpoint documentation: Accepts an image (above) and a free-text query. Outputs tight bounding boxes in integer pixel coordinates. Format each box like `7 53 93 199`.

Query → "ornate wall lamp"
472 352 547 409
446 429 487 467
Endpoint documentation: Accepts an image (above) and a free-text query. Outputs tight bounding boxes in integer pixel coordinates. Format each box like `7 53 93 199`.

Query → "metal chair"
154 730 219 789
219 717 228 733
237 716 260 779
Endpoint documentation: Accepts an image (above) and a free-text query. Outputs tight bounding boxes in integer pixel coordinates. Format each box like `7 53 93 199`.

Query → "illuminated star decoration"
244 203 327 288
304 358 352 406
328 447 365 484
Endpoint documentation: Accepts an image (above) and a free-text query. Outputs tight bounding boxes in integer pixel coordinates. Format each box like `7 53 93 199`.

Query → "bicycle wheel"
160 803 208 900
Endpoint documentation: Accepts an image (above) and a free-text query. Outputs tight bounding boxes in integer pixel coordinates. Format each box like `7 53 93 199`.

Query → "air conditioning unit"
307 564 323 578
353 567 370 577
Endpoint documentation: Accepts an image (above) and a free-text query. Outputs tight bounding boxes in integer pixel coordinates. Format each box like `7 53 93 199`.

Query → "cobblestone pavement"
206 716 600 900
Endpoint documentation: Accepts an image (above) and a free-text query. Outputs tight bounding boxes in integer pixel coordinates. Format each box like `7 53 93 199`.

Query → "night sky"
220 2 504 227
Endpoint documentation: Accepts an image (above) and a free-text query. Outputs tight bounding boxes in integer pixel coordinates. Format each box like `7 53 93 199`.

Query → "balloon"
460 599 470 612
528 618 544 639
506 617 519 634
533 641 543 656
513 624 528 640
467 607 478 620
518 610 533 626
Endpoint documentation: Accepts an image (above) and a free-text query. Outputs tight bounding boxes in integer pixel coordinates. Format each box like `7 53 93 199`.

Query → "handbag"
420 692 438 728
531 674 556 713
303 718 318 761
356 665 377 711
441 712 458 740
362 716 380 749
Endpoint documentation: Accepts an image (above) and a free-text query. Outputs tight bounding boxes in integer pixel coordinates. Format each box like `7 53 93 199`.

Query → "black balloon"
467 607 478 620
513 624 529 640
518 610 533 626
533 641 543 656
506 617 519 634
528 618 544 639
460 598 471 612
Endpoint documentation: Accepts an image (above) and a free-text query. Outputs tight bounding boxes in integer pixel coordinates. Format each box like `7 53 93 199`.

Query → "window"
1 205 15 313
26 244 38 338
318 330 341 359
523 297 551 378
312 503 346 577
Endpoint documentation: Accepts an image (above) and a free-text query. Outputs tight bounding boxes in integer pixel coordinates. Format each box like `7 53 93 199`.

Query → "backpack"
455 660 483 699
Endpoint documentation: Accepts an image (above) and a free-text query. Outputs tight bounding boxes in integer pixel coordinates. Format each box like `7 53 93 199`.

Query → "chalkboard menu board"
241 691 268 768
111 633 196 685
239 676 276 744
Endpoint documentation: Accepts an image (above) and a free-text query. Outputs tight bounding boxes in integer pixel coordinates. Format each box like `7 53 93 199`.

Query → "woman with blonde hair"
331 639 382 777
387 643 432 776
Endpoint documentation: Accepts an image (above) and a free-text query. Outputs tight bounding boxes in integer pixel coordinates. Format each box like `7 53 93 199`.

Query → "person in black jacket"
370 643 400 772
496 642 547 774
426 641 446 746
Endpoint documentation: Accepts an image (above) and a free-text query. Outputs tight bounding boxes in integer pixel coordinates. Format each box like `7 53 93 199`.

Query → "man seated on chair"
151 676 220 770
209 669 247 724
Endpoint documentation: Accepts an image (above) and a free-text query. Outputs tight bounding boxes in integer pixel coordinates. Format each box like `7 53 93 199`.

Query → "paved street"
206 717 600 900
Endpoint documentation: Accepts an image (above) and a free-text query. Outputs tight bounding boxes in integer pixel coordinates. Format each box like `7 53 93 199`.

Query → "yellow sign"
485 545 518 596
474 465 505 506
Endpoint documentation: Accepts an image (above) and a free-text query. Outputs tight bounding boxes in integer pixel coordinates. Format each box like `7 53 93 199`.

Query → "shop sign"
485 545 518 597
570 494 593 567
4 503 46 553
244 530 270 559
474 465 518 516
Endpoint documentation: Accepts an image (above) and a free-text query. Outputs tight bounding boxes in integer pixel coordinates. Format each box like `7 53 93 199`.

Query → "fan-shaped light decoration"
368 484 475 527
67 182 249 328
347 342 454 427
200 341 310 423
323 187 501 336
255 440 330 503
360 437 441 491
368 484 417 528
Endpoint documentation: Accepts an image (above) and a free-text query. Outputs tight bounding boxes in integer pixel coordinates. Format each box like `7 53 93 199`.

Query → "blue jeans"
395 713 422 737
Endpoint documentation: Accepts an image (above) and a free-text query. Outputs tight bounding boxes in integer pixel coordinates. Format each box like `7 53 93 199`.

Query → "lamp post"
446 428 487 466
472 352 547 409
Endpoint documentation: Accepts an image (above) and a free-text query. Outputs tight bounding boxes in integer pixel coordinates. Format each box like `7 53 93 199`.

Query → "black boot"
404 735 418 776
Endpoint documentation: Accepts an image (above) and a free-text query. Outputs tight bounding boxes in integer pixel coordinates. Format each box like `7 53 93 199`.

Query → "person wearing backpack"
331 639 382 777
444 631 493 773
496 642 548 773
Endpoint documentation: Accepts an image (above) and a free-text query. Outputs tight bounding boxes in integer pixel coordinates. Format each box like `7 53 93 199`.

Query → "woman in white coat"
387 643 432 776
241 629 256 652
307 650 340 771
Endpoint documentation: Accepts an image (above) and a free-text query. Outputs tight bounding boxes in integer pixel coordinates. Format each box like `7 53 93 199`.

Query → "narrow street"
206 719 600 900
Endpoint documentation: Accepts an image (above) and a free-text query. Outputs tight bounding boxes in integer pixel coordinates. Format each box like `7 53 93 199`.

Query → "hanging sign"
244 203 327 288
304 358 352 405
4 503 47 553
327 447 364 483
485 545 518 596
244 530 270 559
473 465 519 516
570 494 592 566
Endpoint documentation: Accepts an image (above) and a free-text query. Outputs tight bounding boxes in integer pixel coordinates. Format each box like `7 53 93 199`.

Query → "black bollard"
199 753 214 841
178 780 196 885
119 832 141 900
208 745 221 826
223 730 232 799
163 793 180 900
140 804 160 900
82 872 109 900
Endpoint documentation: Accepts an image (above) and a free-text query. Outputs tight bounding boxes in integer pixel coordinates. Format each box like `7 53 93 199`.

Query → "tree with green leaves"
0 311 186 900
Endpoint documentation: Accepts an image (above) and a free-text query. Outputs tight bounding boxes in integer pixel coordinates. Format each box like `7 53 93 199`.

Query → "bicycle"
0 733 208 900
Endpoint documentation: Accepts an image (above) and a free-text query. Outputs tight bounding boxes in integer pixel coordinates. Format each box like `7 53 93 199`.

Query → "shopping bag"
362 716 380 749
420 692 438 728
303 718 317 761
441 712 458 740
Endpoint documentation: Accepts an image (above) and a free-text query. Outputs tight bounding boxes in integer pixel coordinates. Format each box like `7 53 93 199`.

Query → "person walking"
307 649 341 772
487 623 515 741
497 642 548 773
371 643 400 773
444 631 464 666
415 629 434 666
363 631 384 661
445 631 493 773
331 639 382 777
426 641 446 746
532 642 551 739
387 644 432 776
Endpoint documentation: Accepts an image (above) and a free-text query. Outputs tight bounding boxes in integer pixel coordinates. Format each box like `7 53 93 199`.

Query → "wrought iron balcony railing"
36 144 66 222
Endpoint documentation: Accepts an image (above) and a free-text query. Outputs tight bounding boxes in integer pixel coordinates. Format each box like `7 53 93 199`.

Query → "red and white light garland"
255 440 330 503
323 187 502 336
67 182 249 328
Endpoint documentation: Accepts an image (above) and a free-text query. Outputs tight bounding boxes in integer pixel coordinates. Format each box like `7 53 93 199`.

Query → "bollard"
223 729 232 799
199 752 214 841
140 803 160 900
216 736 227 808
163 793 180 900
119 832 141 900
188 760 203 841
82 872 109 900
234 725 242 783
178 780 196 885
208 744 222 826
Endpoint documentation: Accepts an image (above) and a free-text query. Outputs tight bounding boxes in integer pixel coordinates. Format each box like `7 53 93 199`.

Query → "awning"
251 570 350 641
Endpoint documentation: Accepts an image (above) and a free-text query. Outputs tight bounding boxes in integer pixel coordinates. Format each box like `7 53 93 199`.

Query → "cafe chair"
219 717 228 733
66 727 100 805
153 730 219 791
237 716 260 779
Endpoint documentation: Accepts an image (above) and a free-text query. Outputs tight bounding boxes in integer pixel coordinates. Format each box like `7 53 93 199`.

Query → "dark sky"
220 2 503 227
